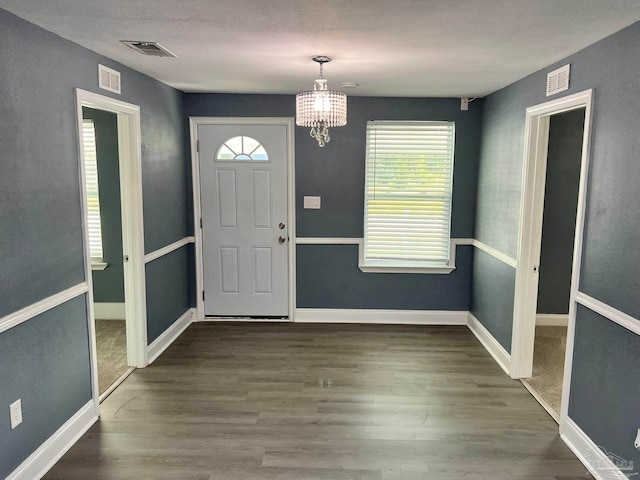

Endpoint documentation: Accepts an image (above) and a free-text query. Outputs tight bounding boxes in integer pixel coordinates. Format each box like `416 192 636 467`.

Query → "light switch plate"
304 196 321 209
10 399 22 429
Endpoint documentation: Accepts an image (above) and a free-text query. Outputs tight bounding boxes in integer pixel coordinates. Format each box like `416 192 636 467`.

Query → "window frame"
358 120 456 274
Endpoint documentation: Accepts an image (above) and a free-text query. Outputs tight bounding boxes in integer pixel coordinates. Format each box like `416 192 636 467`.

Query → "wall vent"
546 64 570 97
121 41 176 58
98 64 121 94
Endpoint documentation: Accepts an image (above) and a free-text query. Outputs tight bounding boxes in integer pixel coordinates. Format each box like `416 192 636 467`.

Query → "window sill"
91 261 109 271
358 262 455 274
357 239 459 274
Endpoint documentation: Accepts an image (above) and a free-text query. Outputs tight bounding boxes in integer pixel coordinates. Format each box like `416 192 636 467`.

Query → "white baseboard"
294 308 468 325
562 417 632 480
93 302 126 320
536 314 569 326
200 317 290 322
467 313 511 375
7 400 98 480
147 308 195 364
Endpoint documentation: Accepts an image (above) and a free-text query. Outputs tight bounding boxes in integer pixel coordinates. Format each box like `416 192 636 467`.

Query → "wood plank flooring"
44 323 592 479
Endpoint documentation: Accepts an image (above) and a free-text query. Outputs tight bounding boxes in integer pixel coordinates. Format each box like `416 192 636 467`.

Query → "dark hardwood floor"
44 322 591 479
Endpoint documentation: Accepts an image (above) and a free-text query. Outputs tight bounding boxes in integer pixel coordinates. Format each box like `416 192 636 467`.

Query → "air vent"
98 64 121 94
121 41 176 58
546 64 570 97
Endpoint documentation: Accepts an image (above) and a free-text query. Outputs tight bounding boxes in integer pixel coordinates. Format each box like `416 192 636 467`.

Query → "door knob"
278 236 286 244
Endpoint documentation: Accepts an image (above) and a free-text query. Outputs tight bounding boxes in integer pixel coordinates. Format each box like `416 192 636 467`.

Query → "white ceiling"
2 0 640 97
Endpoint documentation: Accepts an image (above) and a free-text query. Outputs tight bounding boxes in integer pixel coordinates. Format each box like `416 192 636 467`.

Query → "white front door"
198 123 289 317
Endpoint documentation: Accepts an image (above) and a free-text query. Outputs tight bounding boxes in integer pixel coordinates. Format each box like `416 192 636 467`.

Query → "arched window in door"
215 136 268 161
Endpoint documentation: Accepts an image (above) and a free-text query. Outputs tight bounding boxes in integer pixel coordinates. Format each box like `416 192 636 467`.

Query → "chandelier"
296 56 347 147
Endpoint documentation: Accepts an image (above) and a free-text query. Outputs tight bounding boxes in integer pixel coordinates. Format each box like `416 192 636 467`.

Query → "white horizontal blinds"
364 121 455 264
82 119 104 261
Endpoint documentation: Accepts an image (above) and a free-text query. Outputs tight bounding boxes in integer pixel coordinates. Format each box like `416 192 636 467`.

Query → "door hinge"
196 140 200 153
202 291 205 301
200 217 203 229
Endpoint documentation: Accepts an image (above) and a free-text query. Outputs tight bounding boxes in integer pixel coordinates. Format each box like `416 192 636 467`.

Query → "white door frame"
189 117 296 322
75 89 147 407
510 89 594 414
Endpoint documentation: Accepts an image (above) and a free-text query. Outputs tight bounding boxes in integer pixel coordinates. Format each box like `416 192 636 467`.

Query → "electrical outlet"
634 428 640 451
10 399 22 429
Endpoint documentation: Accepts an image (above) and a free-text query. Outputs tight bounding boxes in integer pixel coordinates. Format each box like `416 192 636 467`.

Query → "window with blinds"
363 121 455 267
82 119 104 262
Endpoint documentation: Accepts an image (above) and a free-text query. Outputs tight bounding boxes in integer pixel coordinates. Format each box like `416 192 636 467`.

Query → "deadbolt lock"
279 223 286 229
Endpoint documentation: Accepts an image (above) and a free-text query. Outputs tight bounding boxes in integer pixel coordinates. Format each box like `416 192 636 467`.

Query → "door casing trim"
189 117 296 322
509 89 594 435
75 89 148 414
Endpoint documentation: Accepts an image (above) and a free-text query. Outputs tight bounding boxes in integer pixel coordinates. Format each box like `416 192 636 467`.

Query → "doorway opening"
75 89 148 406
81 107 130 398
510 90 593 426
521 107 585 421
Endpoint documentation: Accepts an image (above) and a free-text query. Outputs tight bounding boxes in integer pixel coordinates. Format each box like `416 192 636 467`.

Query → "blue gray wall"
536 109 584 315
473 20 640 463
184 94 482 310
83 107 125 304
0 297 92 478
471 250 516 352
297 245 472 310
3 3 639 477
146 247 192 343
0 8 189 477
569 306 640 469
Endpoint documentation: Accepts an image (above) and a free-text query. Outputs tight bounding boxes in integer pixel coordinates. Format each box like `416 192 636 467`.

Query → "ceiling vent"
121 41 176 58
546 64 570 97
98 64 121 94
